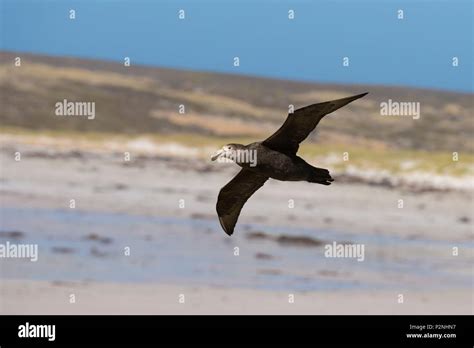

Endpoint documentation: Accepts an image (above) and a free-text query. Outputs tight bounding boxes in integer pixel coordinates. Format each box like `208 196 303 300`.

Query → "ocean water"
0 206 472 291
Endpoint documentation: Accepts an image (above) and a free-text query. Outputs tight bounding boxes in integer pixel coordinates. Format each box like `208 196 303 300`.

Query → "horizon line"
1 49 472 96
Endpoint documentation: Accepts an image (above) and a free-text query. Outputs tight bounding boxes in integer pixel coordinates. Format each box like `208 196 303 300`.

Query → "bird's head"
211 144 242 162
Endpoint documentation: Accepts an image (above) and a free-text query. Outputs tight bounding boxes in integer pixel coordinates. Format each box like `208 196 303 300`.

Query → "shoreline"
1 130 473 193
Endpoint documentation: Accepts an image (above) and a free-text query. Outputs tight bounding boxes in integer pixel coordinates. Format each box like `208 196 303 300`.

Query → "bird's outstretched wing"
216 169 268 235
262 92 368 156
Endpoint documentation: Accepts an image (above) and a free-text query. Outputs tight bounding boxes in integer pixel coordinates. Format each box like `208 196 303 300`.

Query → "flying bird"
211 92 368 235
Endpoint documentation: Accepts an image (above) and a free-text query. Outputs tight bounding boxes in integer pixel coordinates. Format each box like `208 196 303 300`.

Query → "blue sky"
1 0 472 92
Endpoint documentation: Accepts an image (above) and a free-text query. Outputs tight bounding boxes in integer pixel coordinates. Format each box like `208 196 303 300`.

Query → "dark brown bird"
211 92 368 235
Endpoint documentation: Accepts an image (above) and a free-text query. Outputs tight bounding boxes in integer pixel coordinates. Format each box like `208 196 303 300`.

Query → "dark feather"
216 169 268 235
262 93 368 156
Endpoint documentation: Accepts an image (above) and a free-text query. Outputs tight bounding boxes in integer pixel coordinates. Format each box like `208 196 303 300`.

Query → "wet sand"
1 280 471 315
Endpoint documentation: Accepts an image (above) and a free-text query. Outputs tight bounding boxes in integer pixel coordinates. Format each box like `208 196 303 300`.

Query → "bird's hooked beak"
211 149 224 161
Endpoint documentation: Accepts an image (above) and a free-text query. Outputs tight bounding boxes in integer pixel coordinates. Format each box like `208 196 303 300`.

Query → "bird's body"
238 142 328 182
212 92 368 235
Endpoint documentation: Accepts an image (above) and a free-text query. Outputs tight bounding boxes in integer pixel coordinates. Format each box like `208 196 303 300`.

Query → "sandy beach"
1 279 471 315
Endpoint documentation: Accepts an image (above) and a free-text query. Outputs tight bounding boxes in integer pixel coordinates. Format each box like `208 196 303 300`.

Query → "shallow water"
0 206 472 291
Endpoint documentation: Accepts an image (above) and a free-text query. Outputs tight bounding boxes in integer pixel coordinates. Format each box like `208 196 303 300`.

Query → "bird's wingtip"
218 216 234 236
333 92 369 104
344 92 369 102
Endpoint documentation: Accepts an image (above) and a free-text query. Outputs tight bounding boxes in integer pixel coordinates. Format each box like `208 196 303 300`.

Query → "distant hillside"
0 51 472 152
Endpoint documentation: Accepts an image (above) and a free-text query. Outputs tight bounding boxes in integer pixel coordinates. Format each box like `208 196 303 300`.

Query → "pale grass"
1 126 472 178
149 110 271 136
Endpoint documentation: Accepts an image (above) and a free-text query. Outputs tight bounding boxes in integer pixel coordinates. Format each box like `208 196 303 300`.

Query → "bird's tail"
307 166 334 185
